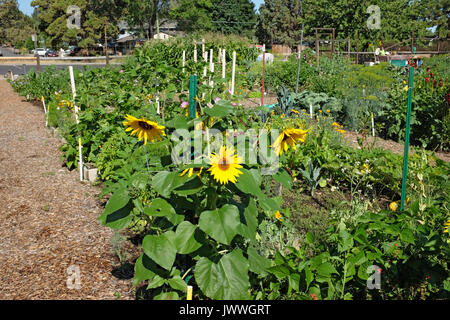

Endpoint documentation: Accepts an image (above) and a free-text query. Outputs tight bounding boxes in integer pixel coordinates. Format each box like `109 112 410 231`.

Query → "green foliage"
31 0 124 48
0 0 34 46
212 0 257 38
10 35 449 301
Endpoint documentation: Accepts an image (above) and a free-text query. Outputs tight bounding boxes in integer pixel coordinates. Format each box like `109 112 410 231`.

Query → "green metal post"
189 75 197 119
400 48 415 211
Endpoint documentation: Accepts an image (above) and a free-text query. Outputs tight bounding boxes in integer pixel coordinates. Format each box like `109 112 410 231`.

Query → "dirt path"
343 131 450 162
0 80 133 299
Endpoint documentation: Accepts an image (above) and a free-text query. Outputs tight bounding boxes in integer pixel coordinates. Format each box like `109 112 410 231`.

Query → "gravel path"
0 79 133 299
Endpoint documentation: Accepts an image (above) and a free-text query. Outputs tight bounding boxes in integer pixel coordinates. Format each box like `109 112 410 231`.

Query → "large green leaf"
144 198 176 217
204 100 236 117
142 231 177 270
174 221 203 254
247 246 271 276
154 291 179 300
133 254 156 287
258 193 281 212
173 177 203 196
194 249 250 300
152 171 187 198
273 169 293 189
235 168 263 197
199 204 241 245
317 262 338 277
242 198 258 241
97 189 132 230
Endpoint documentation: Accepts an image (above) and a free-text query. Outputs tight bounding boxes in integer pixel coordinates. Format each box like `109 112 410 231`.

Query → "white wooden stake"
371 112 375 137
68 66 83 181
222 49 226 79
156 95 160 115
42 96 48 127
209 49 214 87
231 51 236 95
201 38 205 57
203 51 208 84
309 103 313 118
209 63 214 87
194 41 197 63
182 50 186 73
209 49 213 70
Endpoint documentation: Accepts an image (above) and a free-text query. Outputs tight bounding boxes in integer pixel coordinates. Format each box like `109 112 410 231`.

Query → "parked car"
46 49 58 57
33 48 48 57
65 46 80 56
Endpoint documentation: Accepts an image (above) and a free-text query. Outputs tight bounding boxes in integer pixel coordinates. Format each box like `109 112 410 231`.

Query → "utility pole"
33 25 40 73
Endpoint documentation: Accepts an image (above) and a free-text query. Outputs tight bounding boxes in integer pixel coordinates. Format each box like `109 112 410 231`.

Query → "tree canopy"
257 0 447 47
30 0 126 48
0 0 34 47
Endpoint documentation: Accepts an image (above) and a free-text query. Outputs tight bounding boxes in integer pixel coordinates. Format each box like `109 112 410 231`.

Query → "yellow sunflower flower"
273 128 308 156
208 146 243 184
389 201 399 211
123 114 165 145
180 167 203 178
291 109 299 114
444 220 449 233
275 211 283 221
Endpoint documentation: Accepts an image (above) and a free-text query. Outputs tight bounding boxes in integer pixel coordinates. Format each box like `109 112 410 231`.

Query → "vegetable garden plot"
8 36 450 300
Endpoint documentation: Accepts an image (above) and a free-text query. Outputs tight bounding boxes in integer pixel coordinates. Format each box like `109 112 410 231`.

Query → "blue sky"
17 0 33 16
18 0 265 16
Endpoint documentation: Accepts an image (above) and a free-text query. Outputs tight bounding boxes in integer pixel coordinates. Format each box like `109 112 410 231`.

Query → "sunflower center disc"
138 121 154 130
218 157 231 170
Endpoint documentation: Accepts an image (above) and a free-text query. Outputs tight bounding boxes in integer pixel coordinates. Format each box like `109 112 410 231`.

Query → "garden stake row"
400 48 416 211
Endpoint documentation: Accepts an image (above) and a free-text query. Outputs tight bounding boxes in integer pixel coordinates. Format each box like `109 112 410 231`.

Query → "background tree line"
1 0 447 51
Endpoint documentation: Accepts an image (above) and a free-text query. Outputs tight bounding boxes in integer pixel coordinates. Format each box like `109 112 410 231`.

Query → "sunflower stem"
144 144 150 175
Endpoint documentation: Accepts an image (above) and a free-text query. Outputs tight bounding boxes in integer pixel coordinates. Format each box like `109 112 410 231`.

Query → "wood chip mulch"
0 80 134 300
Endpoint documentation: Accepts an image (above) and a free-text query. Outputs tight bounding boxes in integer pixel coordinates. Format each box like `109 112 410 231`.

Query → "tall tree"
212 0 257 38
123 0 170 39
299 0 431 47
257 0 446 48
169 0 214 32
0 0 34 47
30 0 125 48
257 0 302 46
421 0 449 37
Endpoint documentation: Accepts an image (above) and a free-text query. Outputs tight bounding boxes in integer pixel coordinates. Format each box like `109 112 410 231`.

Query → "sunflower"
275 211 283 221
444 220 449 233
123 114 165 145
180 167 203 178
208 146 243 184
389 201 399 211
273 128 308 156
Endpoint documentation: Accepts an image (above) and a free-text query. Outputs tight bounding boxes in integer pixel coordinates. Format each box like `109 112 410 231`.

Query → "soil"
343 131 450 162
0 79 134 299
